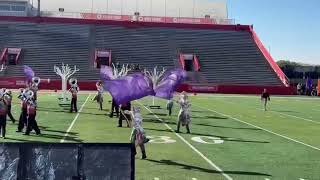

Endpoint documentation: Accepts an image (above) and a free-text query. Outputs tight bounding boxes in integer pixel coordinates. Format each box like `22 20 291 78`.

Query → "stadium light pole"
121 0 123 15
91 0 93 14
150 0 152 16
164 0 166 18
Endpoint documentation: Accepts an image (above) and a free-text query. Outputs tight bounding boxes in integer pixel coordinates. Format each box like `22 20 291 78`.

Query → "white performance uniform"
178 98 191 126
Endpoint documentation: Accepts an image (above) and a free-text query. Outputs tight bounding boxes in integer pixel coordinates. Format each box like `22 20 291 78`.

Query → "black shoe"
16 130 22 133
175 130 180 133
12 120 16 124
144 138 150 144
141 154 147 159
117 125 122 127
187 131 191 134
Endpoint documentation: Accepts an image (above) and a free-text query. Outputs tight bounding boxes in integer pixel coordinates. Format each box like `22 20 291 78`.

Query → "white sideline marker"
194 105 320 151
154 178 160 180
138 101 233 180
60 94 91 143
192 178 198 180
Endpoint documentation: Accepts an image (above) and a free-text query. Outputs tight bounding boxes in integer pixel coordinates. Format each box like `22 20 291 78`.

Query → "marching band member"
17 88 28 132
69 78 79 113
25 95 41 135
0 91 7 139
30 77 40 103
128 107 149 159
4 90 15 123
176 92 191 134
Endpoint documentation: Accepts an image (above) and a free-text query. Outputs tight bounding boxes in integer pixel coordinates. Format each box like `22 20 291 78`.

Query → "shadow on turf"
147 112 168 116
195 123 261 131
146 159 271 177
143 128 269 144
191 115 228 120
143 118 177 125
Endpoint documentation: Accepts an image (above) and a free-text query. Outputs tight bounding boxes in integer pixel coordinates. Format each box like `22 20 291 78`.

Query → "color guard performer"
128 107 149 159
176 92 191 134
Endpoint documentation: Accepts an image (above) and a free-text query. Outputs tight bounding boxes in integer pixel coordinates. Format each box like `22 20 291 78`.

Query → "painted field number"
147 136 177 144
191 136 224 144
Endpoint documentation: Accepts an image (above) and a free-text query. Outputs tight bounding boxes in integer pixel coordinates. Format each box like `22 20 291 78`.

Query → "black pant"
25 114 40 135
7 105 15 122
118 113 130 127
109 100 119 118
18 109 27 131
0 115 6 137
70 98 78 112
168 108 172 116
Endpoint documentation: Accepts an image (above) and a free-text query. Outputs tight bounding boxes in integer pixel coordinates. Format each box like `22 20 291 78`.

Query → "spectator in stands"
297 83 302 95
261 89 271 111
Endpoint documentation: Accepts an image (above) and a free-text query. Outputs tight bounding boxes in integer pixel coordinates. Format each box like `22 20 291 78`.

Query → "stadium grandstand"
0 0 294 94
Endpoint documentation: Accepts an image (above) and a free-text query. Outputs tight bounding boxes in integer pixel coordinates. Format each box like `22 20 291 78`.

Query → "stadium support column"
37 0 41 17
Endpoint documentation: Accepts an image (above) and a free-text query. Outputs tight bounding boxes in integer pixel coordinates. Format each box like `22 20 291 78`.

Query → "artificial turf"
1 92 320 180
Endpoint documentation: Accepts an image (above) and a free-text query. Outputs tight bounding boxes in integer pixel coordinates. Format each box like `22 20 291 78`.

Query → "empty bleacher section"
0 17 291 93
0 21 98 80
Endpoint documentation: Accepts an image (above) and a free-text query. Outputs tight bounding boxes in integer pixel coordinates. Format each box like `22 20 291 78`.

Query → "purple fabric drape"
103 73 154 105
155 69 187 99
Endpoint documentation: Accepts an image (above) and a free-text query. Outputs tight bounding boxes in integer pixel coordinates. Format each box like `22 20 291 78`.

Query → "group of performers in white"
0 75 272 161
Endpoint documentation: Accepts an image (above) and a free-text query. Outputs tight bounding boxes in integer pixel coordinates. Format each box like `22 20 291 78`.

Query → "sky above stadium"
229 0 320 65
38 0 320 64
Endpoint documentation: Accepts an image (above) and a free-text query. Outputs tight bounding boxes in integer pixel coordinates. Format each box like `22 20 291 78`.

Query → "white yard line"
270 111 320 125
193 104 320 151
216 98 320 125
196 95 320 101
60 94 91 143
137 101 233 180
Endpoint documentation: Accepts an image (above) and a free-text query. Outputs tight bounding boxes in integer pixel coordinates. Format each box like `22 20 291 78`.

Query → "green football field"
1 92 320 180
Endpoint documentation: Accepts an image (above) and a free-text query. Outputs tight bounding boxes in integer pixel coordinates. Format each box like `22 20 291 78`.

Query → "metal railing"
40 11 235 25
